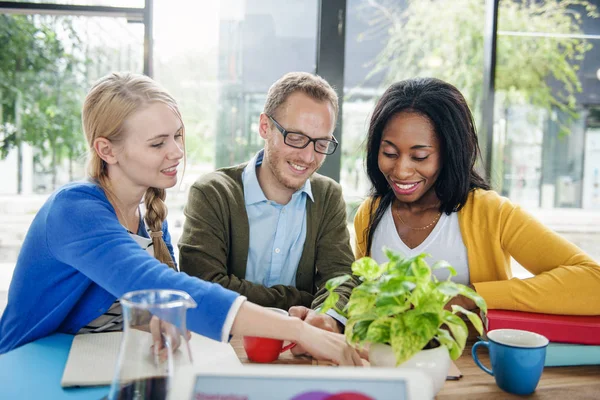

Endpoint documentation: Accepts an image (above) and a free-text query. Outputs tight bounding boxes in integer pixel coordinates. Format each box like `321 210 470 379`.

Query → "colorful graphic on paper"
291 392 374 400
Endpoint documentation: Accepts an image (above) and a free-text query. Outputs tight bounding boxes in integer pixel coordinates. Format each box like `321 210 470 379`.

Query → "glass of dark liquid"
108 290 196 400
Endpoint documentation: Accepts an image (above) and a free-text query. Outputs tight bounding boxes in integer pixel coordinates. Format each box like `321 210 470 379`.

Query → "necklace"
395 206 441 231
101 184 139 233
110 196 139 234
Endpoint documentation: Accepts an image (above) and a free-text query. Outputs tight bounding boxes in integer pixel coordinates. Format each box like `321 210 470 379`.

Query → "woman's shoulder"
356 195 376 213
468 188 513 205
45 180 110 213
354 195 382 225
462 188 518 218
53 180 104 197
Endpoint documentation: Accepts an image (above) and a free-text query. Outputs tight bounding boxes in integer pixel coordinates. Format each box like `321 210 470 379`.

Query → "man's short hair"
263 72 339 122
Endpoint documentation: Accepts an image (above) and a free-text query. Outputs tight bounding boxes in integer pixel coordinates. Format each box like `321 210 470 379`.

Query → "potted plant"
320 248 487 394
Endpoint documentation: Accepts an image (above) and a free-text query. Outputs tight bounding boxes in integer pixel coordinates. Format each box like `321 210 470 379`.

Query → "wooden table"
231 337 600 399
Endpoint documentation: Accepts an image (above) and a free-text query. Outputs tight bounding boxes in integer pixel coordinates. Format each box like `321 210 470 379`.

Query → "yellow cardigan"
354 189 600 315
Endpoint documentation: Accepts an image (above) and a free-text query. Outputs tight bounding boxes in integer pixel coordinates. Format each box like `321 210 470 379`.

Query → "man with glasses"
179 72 356 341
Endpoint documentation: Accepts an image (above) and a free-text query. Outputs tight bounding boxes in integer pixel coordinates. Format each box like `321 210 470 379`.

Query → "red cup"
243 336 296 363
243 307 296 363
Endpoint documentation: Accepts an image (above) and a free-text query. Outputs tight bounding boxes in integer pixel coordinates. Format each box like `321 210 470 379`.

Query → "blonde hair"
263 72 339 122
82 72 182 270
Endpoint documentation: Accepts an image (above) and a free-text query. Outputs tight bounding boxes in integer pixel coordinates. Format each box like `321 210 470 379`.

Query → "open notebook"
61 331 241 387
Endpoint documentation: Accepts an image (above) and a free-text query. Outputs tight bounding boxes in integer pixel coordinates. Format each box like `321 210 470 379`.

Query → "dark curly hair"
364 77 490 255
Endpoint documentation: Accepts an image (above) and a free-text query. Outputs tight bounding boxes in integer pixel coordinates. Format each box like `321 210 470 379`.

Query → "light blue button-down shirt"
242 150 313 287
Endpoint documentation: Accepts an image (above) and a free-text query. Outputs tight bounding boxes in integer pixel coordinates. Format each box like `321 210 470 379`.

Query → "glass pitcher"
108 289 197 400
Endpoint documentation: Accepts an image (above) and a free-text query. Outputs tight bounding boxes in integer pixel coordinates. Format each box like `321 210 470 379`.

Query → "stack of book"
485 310 600 367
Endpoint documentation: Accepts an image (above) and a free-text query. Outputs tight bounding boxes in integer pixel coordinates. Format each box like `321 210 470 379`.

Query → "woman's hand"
295 322 363 366
149 316 191 362
288 306 342 356
230 301 363 366
444 285 478 312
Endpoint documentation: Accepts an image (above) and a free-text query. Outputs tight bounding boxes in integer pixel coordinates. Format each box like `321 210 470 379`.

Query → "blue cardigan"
0 181 239 354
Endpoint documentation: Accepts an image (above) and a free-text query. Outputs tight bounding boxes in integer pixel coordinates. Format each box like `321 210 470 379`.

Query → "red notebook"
485 310 600 345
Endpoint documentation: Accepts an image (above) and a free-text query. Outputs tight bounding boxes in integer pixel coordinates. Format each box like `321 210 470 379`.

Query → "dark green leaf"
346 318 374 344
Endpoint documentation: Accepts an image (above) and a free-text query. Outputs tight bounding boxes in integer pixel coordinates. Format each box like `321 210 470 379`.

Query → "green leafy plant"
321 248 487 365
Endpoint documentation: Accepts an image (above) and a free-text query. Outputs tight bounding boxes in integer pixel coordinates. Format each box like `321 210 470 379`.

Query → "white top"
371 205 470 285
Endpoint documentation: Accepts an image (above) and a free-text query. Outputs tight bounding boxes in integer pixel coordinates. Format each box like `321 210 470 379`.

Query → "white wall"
0 144 33 195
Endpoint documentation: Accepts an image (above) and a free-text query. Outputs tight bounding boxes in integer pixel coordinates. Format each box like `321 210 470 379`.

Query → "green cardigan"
178 163 356 310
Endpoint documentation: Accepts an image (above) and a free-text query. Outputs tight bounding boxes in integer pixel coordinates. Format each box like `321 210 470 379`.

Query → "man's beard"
264 144 323 191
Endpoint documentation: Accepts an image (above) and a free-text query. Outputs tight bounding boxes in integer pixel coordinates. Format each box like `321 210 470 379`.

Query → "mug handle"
280 342 296 353
472 341 494 376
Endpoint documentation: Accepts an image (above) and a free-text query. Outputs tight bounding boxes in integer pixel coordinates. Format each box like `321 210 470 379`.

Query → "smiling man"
179 72 356 339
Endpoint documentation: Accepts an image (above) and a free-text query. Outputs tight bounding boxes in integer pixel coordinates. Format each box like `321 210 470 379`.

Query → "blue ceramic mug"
472 329 549 395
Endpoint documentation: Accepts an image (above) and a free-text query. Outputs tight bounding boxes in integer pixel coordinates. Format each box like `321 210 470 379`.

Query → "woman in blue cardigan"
0 72 362 366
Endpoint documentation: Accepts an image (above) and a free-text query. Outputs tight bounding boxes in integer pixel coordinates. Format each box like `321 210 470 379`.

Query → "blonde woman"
0 73 362 366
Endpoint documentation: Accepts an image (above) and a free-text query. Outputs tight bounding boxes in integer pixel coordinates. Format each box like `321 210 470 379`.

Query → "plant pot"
369 343 451 395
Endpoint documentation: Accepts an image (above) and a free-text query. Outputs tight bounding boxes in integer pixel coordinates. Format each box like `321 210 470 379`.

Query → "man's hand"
288 306 342 356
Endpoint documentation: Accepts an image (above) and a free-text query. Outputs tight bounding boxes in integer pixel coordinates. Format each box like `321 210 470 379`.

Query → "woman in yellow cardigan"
355 77 600 315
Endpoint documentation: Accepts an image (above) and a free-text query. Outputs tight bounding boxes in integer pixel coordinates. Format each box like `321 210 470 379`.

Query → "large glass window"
341 0 485 219
153 0 319 252
1 0 144 7
0 12 143 307
1 13 143 194
494 0 600 264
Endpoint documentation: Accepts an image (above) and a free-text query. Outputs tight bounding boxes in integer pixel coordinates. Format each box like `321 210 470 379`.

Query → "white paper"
61 331 241 387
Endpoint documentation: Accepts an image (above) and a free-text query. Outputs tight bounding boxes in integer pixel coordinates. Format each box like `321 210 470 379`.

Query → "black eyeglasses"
268 115 338 155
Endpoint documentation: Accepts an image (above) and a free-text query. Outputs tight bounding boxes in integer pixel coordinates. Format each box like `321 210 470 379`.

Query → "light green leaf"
432 260 457 277
442 312 468 356
451 305 484 336
353 280 381 294
383 248 412 277
383 247 404 263
436 281 461 298
325 274 351 292
365 317 392 344
346 290 377 316
374 295 411 317
409 284 444 312
436 328 461 360
404 311 440 340
379 276 414 297
457 285 488 314
413 258 432 282
390 315 433 365
319 292 339 314
351 257 384 281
